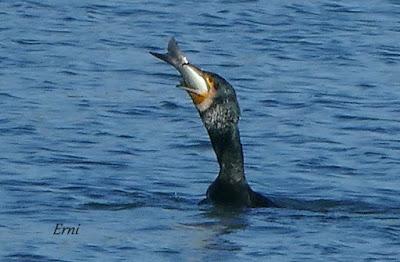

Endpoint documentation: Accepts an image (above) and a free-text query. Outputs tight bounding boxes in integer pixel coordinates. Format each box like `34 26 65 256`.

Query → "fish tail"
150 37 188 70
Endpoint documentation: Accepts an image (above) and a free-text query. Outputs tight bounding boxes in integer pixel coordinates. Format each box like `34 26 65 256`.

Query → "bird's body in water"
150 38 277 208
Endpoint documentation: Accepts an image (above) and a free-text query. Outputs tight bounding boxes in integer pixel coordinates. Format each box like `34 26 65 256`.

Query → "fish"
150 38 209 96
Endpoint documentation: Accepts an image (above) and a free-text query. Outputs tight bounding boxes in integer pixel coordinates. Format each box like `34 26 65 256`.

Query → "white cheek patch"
196 96 214 112
195 86 217 112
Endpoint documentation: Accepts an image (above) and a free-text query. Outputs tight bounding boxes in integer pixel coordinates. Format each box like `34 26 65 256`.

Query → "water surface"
1 0 399 261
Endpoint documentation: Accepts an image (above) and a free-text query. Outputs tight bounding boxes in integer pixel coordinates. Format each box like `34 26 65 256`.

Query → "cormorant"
150 38 277 208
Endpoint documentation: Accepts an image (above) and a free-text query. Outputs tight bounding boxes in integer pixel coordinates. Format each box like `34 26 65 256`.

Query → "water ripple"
1 0 399 261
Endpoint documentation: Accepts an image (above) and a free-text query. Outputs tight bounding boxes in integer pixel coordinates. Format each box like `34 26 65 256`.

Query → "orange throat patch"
187 73 217 112
189 92 207 105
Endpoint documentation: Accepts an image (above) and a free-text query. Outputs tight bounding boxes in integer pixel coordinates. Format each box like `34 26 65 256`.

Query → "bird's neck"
207 124 246 185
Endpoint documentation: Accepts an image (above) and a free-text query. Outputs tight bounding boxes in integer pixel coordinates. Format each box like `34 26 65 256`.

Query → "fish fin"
149 51 171 64
149 37 188 70
167 37 188 64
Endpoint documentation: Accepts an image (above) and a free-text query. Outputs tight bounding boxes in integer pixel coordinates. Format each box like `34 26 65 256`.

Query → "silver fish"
150 38 209 96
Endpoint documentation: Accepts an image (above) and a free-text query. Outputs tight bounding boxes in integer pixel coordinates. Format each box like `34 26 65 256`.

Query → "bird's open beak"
149 38 217 106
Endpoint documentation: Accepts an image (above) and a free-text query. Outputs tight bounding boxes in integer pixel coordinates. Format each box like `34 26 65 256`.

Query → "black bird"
150 38 276 208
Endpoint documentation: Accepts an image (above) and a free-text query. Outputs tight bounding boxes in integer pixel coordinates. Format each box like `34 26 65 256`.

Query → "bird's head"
181 70 240 132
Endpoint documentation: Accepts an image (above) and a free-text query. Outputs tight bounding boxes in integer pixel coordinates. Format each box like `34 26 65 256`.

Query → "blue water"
1 0 400 261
